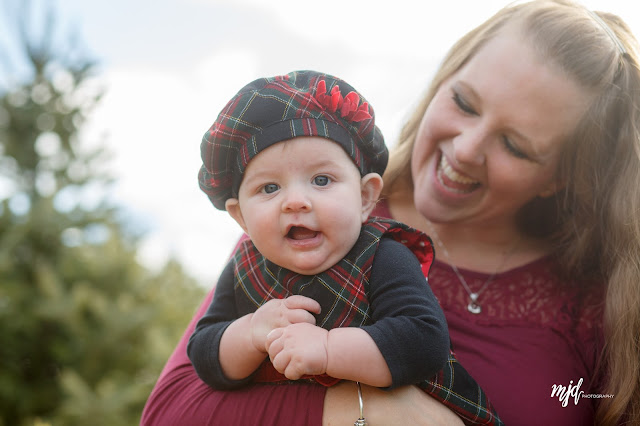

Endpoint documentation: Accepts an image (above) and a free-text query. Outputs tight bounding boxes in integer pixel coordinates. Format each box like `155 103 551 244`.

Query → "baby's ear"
360 173 383 222
225 198 248 233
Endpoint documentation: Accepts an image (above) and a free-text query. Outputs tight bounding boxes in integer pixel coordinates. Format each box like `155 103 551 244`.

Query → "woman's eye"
262 183 279 194
452 92 476 115
502 136 528 159
313 176 330 186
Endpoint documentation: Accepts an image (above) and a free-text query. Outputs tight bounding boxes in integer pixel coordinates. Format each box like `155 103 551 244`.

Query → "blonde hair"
384 1 640 424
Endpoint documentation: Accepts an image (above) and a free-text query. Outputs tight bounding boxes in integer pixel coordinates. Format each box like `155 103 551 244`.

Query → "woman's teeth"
438 155 480 192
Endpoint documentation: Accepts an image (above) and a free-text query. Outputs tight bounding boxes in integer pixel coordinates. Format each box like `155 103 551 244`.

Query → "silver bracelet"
354 382 367 426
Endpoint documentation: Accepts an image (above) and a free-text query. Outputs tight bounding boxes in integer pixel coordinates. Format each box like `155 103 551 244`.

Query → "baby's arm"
187 261 320 389
266 238 449 388
361 238 450 387
266 322 392 387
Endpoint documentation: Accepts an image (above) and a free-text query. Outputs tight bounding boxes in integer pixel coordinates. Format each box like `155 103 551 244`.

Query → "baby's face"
228 136 371 275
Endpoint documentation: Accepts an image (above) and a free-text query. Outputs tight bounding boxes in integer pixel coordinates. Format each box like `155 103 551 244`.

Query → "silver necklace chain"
424 220 518 314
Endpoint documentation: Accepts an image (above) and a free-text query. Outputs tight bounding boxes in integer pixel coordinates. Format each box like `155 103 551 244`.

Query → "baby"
188 70 502 425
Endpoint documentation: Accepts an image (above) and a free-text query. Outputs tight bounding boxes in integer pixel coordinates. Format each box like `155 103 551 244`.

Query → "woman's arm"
323 381 464 426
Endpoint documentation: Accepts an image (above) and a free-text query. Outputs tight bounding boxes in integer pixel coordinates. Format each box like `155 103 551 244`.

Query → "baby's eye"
313 175 331 186
262 183 279 194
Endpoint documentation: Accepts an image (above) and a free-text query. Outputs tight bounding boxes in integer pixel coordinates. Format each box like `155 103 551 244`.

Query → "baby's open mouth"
287 226 319 240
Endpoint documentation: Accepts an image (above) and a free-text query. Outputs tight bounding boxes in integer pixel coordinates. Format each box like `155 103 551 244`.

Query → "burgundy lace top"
375 201 606 425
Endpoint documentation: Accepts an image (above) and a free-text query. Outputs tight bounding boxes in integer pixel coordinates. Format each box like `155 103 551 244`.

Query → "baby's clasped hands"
249 295 321 353
266 323 330 380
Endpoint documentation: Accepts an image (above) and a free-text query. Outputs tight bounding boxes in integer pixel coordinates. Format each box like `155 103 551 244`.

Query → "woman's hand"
323 381 464 426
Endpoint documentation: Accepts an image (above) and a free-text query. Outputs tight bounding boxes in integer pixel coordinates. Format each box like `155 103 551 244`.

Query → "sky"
3 0 640 286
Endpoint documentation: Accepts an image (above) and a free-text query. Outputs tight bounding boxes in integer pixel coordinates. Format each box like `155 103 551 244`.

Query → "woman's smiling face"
411 28 590 230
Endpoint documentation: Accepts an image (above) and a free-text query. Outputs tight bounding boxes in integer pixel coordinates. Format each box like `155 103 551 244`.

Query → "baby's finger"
286 308 317 325
283 295 322 314
270 348 290 374
283 361 303 380
265 328 284 353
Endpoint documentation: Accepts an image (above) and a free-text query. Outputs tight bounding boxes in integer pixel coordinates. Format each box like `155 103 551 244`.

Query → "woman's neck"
386 192 552 273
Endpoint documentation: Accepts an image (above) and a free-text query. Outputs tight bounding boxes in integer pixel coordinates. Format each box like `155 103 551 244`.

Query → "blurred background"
1 0 638 424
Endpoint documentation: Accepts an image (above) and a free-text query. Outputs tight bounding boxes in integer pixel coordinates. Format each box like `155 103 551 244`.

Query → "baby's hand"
265 323 329 379
250 295 321 353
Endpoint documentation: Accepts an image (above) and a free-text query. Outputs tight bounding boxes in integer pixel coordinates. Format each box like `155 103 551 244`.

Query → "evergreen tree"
0 2 205 425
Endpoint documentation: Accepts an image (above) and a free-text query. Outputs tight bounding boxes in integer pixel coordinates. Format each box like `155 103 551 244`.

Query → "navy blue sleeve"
361 238 450 389
187 260 261 390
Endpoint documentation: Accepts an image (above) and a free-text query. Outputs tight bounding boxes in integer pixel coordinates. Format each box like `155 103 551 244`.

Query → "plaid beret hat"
198 70 388 210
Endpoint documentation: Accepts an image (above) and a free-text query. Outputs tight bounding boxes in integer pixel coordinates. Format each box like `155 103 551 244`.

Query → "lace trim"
428 256 605 343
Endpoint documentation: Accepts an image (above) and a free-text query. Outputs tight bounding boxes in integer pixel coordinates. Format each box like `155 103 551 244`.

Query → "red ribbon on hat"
316 80 372 122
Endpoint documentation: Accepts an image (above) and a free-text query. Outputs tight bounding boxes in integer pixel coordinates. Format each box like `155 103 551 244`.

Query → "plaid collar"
231 217 434 329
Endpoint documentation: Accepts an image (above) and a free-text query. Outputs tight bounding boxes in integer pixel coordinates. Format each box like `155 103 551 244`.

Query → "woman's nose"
281 187 312 212
453 126 487 166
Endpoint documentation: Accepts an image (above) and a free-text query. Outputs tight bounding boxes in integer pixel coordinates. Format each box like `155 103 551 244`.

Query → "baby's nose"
282 188 312 212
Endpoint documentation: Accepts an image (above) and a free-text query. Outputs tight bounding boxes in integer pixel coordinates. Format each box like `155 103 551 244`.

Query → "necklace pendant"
467 293 481 314
467 301 482 314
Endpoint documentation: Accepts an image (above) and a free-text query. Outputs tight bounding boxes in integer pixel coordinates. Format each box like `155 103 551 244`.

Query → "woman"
141 1 640 424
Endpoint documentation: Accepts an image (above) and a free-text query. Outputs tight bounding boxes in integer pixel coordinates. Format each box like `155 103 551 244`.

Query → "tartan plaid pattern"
232 218 431 386
419 353 504 425
198 70 387 210
231 218 426 329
